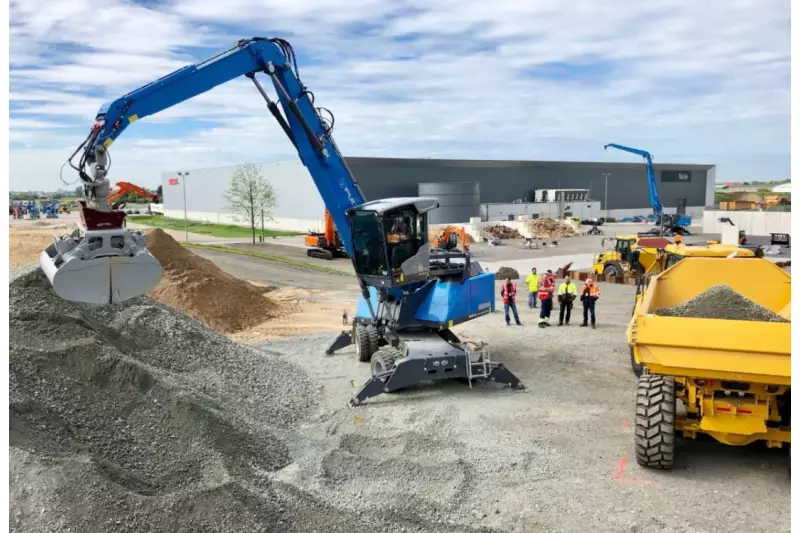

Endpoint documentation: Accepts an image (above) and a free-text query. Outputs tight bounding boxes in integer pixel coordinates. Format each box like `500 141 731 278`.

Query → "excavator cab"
348 197 464 288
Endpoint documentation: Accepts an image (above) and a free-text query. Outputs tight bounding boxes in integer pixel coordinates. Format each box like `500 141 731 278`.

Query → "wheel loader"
627 256 790 470
591 235 671 279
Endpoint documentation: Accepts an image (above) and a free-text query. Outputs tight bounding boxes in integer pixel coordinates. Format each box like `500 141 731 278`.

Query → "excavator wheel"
370 346 401 377
307 248 334 260
365 325 380 357
634 374 676 470
354 324 375 363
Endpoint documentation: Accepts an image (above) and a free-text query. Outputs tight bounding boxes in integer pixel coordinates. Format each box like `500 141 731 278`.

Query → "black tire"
604 262 623 278
635 374 676 469
354 324 374 362
630 347 644 377
365 325 380 356
371 346 401 376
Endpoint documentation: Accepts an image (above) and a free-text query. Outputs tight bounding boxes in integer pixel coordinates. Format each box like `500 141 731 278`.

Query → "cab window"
351 212 389 276
382 208 425 270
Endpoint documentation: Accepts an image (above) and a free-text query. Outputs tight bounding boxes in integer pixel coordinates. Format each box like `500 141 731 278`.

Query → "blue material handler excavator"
604 143 692 236
39 37 524 406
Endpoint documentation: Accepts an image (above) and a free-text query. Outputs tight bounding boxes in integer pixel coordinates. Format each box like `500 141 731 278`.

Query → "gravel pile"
9 265 379 533
654 284 789 322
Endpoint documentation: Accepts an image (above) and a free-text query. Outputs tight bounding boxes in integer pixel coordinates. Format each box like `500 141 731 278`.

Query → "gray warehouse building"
161 157 715 231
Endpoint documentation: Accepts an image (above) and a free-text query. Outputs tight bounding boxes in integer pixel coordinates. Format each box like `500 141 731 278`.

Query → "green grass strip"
129 215 303 239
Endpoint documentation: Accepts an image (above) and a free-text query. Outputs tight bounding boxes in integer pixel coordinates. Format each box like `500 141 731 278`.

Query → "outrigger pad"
485 363 525 390
325 330 352 356
349 358 525 406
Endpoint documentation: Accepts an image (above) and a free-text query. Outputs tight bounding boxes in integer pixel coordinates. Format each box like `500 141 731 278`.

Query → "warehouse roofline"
344 156 715 172
163 156 715 176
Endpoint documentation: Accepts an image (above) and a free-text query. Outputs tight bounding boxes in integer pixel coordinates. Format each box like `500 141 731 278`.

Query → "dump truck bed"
632 257 791 385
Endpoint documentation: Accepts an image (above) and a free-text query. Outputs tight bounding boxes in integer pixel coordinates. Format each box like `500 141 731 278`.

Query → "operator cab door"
616 238 635 263
349 206 430 288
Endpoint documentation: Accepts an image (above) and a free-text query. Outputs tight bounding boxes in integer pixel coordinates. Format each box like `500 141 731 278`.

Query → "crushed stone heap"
654 284 789 322
145 229 281 333
8 265 396 533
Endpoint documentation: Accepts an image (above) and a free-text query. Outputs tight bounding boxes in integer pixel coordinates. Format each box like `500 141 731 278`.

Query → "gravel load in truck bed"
653 284 789 322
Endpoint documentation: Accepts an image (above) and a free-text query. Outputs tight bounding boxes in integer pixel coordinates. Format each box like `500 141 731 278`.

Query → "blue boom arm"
75 37 365 255
604 143 662 218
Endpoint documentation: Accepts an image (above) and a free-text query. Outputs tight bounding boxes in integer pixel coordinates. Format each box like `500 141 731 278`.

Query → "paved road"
192 248 358 294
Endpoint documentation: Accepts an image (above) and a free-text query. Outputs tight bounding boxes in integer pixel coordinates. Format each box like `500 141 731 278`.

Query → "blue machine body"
355 271 496 327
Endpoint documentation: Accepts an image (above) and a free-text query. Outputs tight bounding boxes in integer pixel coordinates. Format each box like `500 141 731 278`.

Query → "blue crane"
604 143 691 236
39 37 523 406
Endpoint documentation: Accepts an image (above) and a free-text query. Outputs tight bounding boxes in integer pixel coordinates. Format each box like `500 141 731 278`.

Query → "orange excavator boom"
108 181 160 205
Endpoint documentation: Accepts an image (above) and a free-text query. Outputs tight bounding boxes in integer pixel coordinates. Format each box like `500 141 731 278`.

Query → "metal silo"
418 182 480 225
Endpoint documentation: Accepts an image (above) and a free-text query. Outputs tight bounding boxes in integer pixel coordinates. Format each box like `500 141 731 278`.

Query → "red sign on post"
168 178 179 186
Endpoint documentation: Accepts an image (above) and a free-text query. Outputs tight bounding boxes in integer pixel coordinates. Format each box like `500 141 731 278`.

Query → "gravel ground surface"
10 248 790 532
254 281 790 533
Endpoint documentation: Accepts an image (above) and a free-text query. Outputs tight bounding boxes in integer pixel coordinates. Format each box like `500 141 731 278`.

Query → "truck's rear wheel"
635 374 676 469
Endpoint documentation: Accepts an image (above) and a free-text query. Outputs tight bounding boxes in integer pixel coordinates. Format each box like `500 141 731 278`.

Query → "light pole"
178 171 189 242
601 173 610 222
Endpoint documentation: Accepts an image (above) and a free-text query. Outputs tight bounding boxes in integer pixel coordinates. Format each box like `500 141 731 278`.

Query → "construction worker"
537 269 556 328
580 278 601 329
557 274 578 326
500 278 522 326
525 267 539 309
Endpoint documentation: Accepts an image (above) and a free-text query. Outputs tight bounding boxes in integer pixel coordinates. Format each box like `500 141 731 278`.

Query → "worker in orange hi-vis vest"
580 278 601 329
537 270 556 328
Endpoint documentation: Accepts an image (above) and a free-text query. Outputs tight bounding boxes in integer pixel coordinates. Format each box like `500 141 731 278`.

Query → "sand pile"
654 284 789 322
145 229 281 333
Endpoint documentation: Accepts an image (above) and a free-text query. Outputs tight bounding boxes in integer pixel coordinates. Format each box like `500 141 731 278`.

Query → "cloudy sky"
9 0 790 192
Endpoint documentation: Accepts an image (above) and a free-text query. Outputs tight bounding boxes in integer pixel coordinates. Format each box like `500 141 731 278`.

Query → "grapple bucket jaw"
39 228 163 305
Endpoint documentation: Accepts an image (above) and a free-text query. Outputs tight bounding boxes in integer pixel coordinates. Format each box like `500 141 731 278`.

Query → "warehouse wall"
347 157 711 211
162 161 325 232
162 157 713 232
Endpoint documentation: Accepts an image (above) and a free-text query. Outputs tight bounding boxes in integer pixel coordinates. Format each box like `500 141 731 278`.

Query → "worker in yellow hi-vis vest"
557 274 578 326
525 267 539 309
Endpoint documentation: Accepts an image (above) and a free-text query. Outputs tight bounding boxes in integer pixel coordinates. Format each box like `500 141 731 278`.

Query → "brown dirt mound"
145 229 281 333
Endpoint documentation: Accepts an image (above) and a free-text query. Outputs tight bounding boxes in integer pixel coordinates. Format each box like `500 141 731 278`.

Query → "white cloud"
9 0 791 191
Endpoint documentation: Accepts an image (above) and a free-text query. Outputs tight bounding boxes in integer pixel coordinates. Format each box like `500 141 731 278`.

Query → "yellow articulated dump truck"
628 257 790 469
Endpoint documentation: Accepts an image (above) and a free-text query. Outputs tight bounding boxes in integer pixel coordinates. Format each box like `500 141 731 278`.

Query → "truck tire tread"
634 374 675 469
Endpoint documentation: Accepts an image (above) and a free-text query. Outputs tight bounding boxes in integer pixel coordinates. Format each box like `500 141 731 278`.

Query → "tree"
223 163 278 244
156 185 163 200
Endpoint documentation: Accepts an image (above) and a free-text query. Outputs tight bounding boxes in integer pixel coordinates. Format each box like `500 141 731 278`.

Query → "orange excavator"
108 181 160 210
431 225 470 252
305 209 349 260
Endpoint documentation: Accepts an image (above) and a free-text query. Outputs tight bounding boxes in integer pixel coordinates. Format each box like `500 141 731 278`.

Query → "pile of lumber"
526 218 576 238
484 225 522 239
